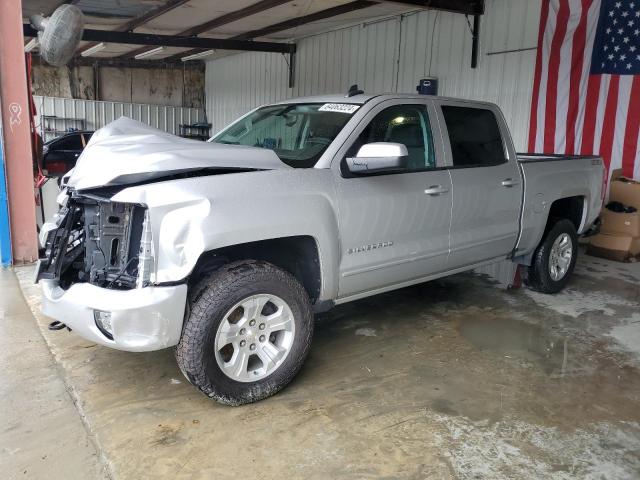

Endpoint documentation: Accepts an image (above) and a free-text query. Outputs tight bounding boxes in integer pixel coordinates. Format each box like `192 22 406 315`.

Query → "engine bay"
37 193 145 290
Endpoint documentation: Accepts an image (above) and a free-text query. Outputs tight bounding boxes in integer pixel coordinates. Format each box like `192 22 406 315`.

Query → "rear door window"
441 106 505 167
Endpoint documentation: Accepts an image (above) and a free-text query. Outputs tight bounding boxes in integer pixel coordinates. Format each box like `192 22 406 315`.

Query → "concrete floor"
0 269 107 479
5 252 640 479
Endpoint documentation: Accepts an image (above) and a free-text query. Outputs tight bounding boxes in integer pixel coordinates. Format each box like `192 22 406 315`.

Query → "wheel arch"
546 195 587 233
190 236 323 304
516 195 586 266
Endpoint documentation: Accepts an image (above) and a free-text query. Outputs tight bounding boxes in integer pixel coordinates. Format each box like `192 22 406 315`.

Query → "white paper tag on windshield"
319 103 360 114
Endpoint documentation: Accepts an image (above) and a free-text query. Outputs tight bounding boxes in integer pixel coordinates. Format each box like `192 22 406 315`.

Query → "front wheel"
526 219 578 294
176 260 314 405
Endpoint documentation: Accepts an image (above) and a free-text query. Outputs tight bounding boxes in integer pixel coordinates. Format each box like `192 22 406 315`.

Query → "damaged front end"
37 190 152 291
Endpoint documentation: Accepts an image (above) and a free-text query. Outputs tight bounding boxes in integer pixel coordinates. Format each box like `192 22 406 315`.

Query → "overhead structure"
23 0 485 78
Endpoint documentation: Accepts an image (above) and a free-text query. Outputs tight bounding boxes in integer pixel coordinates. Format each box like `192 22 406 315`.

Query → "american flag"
528 0 640 180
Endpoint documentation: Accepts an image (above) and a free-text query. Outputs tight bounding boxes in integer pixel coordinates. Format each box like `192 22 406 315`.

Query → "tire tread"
176 260 313 405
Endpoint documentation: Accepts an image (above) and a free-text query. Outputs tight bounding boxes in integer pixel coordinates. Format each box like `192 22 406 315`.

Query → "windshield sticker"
319 103 360 114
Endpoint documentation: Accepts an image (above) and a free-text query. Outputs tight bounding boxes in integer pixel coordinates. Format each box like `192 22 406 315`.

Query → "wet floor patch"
458 315 571 376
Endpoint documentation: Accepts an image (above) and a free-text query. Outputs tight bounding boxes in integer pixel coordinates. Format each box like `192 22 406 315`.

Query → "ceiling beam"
165 0 376 62
377 0 484 15
234 0 377 40
23 24 295 54
120 0 292 60
79 0 191 56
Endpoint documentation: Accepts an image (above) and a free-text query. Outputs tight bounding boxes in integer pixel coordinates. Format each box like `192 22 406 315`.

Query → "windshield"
210 103 359 168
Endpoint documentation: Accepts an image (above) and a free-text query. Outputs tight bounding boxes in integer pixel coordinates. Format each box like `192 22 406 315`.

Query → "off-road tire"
176 260 313 405
526 219 578 294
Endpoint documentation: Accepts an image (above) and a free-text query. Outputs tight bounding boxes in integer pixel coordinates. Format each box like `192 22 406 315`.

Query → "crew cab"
36 92 604 405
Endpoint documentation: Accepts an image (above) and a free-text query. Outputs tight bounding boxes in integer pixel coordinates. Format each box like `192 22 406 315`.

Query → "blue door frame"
0 132 12 266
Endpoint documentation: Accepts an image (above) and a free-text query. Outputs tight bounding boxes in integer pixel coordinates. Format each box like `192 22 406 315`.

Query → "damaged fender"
112 169 341 299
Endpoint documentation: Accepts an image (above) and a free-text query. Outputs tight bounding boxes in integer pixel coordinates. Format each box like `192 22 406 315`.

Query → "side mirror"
346 142 408 173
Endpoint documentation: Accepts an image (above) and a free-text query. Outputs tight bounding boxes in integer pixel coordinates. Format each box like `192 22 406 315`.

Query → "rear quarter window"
441 106 506 167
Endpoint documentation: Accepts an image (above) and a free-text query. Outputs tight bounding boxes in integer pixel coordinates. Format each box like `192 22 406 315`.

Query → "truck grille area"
84 201 145 289
38 195 145 290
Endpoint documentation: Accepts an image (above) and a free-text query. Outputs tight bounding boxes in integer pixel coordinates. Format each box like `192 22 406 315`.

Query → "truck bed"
514 153 604 257
517 153 602 163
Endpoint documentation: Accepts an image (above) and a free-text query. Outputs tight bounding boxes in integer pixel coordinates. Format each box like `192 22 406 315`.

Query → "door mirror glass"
346 142 408 173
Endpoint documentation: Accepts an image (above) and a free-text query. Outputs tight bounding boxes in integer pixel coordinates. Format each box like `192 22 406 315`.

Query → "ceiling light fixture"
80 42 107 57
134 46 166 59
181 50 216 61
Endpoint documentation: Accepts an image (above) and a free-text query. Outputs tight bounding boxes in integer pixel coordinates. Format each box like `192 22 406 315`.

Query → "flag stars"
620 54 627 60
622 11 629 17
618 27 624 34
614 45 621 51
631 46 637 52
607 27 612 34
627 63 633 69
613 18 618 24
608 53 615 60
632 1 637 7
623 36 630 43
630 20 636 27
615 1 622 7
610 10 615 17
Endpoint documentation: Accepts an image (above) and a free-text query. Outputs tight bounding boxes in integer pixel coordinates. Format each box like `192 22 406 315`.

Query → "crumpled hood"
67 117 289 190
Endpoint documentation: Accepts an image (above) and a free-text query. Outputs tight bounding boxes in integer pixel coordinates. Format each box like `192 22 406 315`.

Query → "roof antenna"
346 84 364 97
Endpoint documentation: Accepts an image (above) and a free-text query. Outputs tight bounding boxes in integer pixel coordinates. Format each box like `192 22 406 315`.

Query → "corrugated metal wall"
205 0 540 150
33 96 205 142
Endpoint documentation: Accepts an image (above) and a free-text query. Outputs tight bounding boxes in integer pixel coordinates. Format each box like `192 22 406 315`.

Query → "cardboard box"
599 209 640 236
587 232 640 262
609 177 640 211
611 168 623 181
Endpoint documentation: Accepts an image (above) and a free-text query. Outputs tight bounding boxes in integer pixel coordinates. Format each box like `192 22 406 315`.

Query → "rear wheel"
176 260 313 405
526 219 578 294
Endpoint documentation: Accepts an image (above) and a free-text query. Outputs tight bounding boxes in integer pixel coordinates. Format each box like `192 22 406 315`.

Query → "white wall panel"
205 0 541 149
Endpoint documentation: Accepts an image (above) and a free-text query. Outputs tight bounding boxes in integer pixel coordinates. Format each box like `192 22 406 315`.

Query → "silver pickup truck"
37 92 604 405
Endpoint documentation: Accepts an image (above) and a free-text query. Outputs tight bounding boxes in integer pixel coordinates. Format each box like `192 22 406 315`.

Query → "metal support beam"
288 51 296 89
51 56 207 69
1 0 38 263
471 13 480 68
234 0 376 40
24 25 295 54
165 0 375 62
377 0 484 15
79 0 191 56
180 0 292 37
122 0 292 60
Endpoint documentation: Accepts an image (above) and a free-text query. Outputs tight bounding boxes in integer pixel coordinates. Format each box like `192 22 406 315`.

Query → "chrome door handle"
501 178 521 188
424 185 449 196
